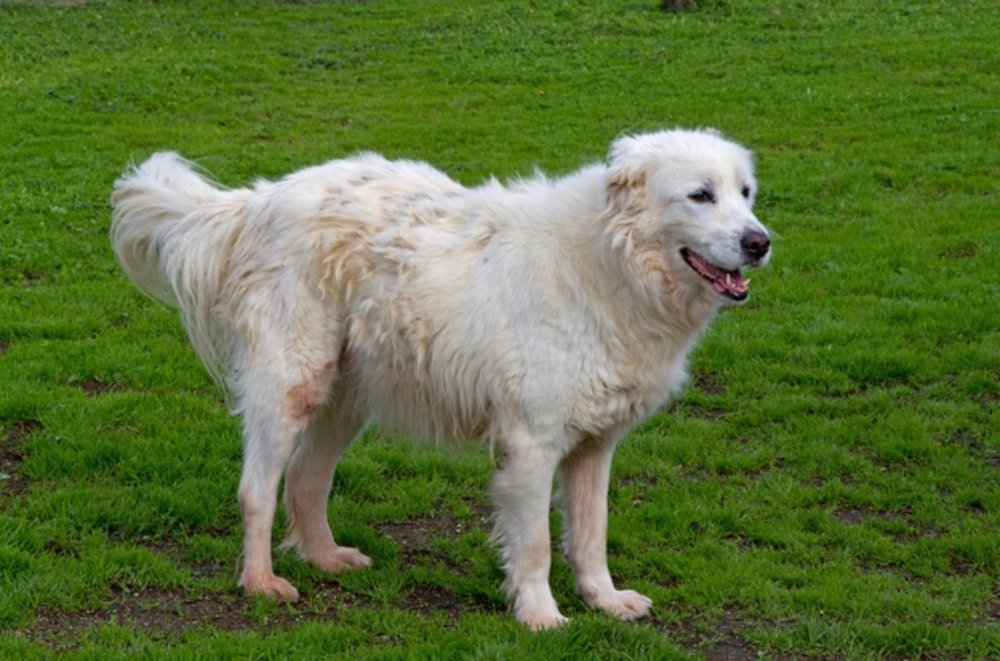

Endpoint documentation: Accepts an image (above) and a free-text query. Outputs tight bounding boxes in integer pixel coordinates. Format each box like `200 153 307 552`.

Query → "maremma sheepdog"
111 129 770 630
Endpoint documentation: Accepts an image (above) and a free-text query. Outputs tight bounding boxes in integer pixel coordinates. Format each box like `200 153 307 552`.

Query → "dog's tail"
111 152 243 390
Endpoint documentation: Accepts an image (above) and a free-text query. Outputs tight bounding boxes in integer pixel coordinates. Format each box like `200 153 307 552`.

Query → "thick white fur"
110 129 770 629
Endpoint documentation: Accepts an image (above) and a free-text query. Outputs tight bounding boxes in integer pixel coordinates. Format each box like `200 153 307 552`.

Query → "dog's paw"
516 606 570 631
588 588 652 621
514 594 569 631
241 573 300 602
306 545 372 573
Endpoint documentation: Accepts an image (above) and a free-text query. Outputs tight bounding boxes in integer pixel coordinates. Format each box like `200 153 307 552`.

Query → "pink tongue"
690 252 725 279
687 250 747 294
712 272 747 295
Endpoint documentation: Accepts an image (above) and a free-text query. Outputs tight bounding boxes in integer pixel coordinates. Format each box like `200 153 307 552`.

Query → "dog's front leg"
560 438 652 621
490 441 567 630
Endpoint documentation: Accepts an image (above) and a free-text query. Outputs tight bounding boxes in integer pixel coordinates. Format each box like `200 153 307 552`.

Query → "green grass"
1 0 997 658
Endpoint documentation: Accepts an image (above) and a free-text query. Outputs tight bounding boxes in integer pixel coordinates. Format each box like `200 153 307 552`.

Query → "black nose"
741 230 770 260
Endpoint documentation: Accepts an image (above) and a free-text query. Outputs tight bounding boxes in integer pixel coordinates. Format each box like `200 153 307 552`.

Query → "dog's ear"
605 135 648 218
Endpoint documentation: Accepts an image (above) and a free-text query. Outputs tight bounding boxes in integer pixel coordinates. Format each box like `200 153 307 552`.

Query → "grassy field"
1 0 997 658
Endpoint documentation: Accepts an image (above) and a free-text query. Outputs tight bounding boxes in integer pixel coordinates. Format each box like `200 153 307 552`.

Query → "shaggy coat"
111 129 770 629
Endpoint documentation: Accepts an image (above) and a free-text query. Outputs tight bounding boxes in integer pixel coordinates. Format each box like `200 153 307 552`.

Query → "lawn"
0 0 997 658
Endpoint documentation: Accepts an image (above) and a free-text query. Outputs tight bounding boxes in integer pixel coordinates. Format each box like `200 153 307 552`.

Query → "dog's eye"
741 185 752 199
688 189 714 204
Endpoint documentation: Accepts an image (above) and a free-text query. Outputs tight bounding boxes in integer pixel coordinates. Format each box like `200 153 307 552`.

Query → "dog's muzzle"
680 248 750 301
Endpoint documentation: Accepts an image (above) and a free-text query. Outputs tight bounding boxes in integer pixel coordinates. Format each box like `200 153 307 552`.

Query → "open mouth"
680 248 749 301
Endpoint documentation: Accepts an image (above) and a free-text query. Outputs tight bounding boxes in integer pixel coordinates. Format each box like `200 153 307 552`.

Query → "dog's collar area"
680 248 749 301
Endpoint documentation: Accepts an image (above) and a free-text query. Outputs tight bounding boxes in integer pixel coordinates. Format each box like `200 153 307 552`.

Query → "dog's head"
605 129 770 309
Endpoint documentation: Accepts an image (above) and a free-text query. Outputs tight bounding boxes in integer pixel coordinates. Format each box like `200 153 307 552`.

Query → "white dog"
111 129 770 629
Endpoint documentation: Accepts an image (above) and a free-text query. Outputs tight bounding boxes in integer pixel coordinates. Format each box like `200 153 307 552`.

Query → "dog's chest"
568 340 690 439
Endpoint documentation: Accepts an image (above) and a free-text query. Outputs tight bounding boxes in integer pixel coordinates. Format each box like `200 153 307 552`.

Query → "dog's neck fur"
487 165 721 411
528 165 720 343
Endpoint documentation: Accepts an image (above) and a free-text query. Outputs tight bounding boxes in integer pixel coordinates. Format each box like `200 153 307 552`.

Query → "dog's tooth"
744 278 751 287
725 273 732 287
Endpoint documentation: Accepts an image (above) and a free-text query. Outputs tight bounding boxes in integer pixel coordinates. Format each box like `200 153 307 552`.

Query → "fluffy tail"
110 152 243 390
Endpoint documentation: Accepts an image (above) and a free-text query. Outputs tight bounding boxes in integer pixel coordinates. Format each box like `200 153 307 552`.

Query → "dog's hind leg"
233 319 342 601
282 384 372 573
559 437 652 621
236 394 307 601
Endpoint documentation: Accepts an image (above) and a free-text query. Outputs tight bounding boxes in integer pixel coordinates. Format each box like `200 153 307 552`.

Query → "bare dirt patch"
944 429 999 468
706 631 757 660
28 573 332 650
832 506 869 525
32 587 247 647
397 582 492 627
986 584 1000 623
29 583 380 650
663 399 729 420
4 419 41 443
832 505 910 526
662 0 698 13
377 518 439 554
373 504 501 623
376 503 490 565
653 608 762 660
704 611 805 661
75 379 122 396
662 371 729 419
1 419 42 495
939 242 976 259
693 371 726 396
